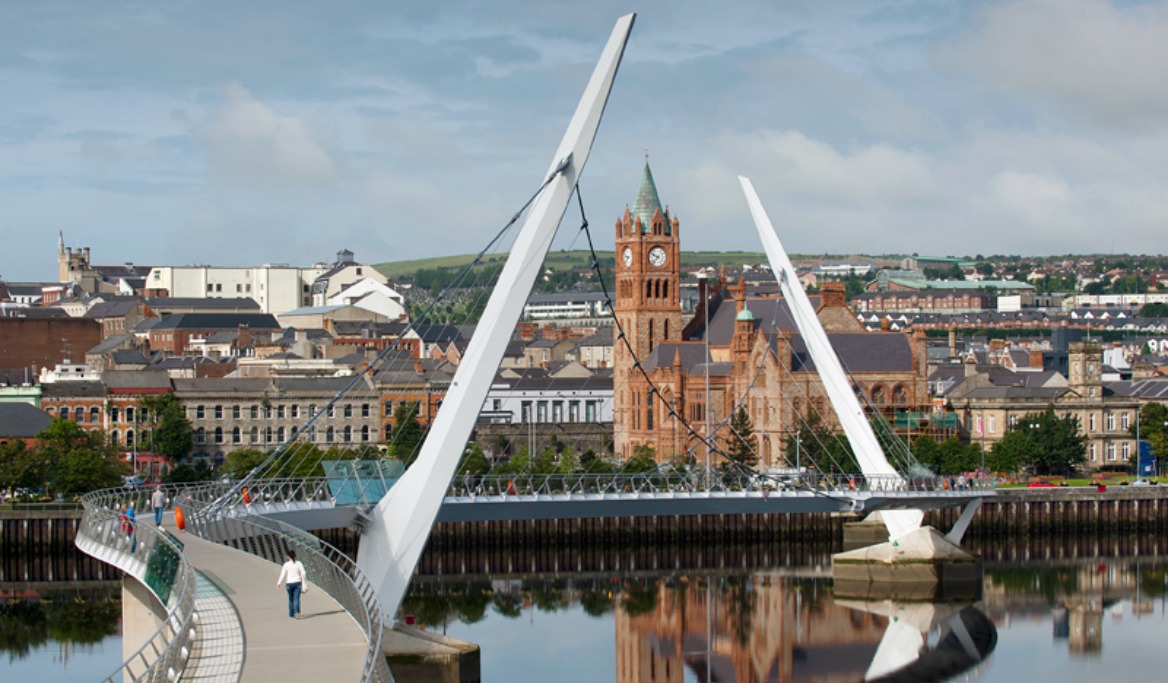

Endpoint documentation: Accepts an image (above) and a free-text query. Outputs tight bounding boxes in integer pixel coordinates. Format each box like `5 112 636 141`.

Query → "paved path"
157 514 369 683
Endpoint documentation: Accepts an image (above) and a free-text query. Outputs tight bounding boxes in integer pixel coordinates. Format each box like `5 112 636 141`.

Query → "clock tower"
613 161 684 451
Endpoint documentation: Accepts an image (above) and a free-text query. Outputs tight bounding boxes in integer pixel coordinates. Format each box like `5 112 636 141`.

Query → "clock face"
648 246 667 268
622 247 633 267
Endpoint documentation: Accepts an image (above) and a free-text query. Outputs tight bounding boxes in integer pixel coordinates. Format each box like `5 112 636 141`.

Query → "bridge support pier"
832 521 982 601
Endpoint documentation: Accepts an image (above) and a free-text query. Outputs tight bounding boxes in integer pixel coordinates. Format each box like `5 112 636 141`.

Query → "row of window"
194 425 374 445
518 400 600 424
992 411 1136 433
1089 441 1130 462
191 403 373 420
45 406 148 424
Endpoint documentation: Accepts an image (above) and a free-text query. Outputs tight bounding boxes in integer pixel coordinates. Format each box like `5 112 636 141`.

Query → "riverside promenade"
160 513 368 683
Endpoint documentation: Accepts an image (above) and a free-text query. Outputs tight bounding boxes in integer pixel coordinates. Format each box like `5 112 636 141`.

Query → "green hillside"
375 250 791 279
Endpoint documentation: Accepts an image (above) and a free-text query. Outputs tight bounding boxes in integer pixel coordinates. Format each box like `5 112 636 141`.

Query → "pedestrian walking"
275 550 308 619
151 486 166 527
120 503 137 553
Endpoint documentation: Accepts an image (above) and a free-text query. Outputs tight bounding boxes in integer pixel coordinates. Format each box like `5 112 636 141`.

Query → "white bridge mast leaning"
357 14 636 620
738 176 924 541
739 176 982 597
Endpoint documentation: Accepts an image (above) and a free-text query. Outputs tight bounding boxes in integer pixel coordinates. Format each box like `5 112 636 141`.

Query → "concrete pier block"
384 622 480 683
832 526 982 601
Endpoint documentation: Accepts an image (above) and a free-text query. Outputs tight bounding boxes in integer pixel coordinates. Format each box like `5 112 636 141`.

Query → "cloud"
200 84 337 185
939 0 1168 131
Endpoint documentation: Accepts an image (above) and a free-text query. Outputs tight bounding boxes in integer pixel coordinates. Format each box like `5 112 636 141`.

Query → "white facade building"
478 374 613 425
144 250 384 316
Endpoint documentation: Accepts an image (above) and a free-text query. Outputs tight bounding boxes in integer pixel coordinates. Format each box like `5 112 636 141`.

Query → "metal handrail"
198 471 992 516
76 486 198 683
180 482 392 683
443 471 995 498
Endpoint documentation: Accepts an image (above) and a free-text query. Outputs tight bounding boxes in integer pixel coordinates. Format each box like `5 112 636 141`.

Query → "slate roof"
150 313 280 331
0 403 52 438
410 324 463 343
527 291 609 304
781 332 915 373
84 299 143 319
642 342 712 372
40 381 105 397
579 328 613 346
87 333 135 355
110 349 150 365
145 297 261 311
496 369 613 391
102 370 174 390
3 307 68 319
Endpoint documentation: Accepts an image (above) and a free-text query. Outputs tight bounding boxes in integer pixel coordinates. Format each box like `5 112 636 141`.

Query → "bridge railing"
444 471 994 498
200 470 992 510
178 483 392 683
76 485 198 683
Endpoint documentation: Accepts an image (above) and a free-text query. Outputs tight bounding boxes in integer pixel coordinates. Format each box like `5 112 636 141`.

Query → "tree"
31 417 126 492
36 419 126 495
457 442 491 475
781 410 859 474
223 448 269 480
0 440 45 492
386 401 426 465
1131 403 1168 474
724 407 759 470
145 393 193 461
162 460 214 484
994 406 1086 476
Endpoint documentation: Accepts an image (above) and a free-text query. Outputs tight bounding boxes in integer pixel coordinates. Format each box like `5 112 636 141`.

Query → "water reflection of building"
614 577 886 683
983 561 1146 657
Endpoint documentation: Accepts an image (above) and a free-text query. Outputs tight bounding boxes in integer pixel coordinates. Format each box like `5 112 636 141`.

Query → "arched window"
214 427 224 444
646 389 655 431
110 430 119 446
90 406 100 422
663 280 669 300
195 427 206 444
645 281 653 299
74 406 85 422
664 319 670 341
277 427 286 442
126 429 135 445
343 426 352 442
892 385 908 405
126 407 135 422
250 426 259 444
232 427 241 444
361 425 370 442
648 319 655 353
871 385 887 405
326 426 335 443
343 404 353 418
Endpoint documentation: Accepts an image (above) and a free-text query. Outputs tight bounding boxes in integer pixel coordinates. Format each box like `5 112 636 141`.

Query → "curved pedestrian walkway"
158 514 369 683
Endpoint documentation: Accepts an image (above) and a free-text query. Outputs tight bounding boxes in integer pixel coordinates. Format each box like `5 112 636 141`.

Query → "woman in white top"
275 550 308 618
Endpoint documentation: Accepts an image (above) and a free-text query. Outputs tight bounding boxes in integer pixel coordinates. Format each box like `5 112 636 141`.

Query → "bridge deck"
166 514 369 683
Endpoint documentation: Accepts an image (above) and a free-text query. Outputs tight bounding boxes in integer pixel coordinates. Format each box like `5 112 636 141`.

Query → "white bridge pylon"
738 176 925 541
356 13 637 620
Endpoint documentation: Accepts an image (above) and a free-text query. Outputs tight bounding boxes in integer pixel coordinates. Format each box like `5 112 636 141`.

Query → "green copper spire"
632 160 669 234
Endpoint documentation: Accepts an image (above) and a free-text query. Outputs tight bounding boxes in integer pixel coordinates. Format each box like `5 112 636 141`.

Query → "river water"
3 541 1166 682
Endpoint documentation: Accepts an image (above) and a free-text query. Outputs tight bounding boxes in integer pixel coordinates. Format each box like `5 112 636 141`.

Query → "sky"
2 0 1168 283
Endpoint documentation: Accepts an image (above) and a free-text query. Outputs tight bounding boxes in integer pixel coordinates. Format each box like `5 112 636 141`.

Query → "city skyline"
3 0 1168 282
